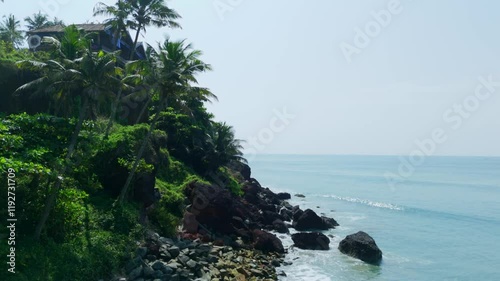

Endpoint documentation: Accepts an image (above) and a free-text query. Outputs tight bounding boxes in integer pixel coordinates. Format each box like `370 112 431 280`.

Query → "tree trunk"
34 97 88 240
129 24 142 61
118 99 165 205
104 88 123 139
134 93 151 124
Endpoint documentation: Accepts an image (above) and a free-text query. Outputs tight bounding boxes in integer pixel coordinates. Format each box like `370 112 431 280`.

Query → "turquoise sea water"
248 155 500 281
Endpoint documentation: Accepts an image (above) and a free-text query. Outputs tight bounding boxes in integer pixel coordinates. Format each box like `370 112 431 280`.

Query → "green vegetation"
0 1 247 280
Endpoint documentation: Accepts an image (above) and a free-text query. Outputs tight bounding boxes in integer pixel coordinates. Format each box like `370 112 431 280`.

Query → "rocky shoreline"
118 164 381 280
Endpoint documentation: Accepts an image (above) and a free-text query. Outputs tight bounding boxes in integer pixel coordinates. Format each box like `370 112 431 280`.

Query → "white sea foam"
322 195 404 211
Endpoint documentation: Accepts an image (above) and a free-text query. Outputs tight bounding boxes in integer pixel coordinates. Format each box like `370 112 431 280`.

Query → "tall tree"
204 122 246 171
127 0 181 60
0 14 23 48
94 0 131 51
24 11 51 31
51 17 65 26
118 39 211 204
16 49 119 240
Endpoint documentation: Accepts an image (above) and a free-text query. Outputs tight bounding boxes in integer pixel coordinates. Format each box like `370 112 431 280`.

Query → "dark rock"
128 265 143 280
263 210 283 225
146 254 157 262
292 232 330 250
184 183 247 234
168 246 180 258
272 219 289 234
182 211 199 234
292 206 304 221
151 260 173 275
279 208 293 222
276 192 291 200
143 265 155 278
322 216 339 228
293 209 329 231
295 194 306 198
253 230 285 253
338 231 383 265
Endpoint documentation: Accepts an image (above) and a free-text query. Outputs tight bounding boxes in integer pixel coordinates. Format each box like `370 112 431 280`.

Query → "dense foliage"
0 2 246 280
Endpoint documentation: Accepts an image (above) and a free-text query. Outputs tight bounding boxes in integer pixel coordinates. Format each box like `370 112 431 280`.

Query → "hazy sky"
2 0 500 156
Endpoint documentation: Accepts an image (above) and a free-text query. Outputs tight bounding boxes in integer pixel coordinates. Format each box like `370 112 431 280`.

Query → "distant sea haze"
249 155 500 281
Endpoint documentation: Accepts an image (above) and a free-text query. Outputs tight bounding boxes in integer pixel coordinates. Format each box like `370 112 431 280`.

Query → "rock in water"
291 232 330 250
252 230 285 253
338 231 382 265
293 209 329 231
276 192 291 200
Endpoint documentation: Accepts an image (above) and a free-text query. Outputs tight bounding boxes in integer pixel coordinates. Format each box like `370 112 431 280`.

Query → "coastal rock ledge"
338 231 383 265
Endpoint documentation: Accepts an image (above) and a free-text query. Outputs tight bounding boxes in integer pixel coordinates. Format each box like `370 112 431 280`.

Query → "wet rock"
252 230 285 253
292 232 330 250
293 209 330 231
276 192 291 200
338 231 383 265
322 216 339 228
272 219 289 234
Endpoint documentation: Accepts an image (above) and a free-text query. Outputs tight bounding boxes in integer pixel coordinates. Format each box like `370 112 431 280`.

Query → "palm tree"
51 17 65 26
127 0 181 60
59 25 90 60
118 38 211 204
16 49 119 240
94 0 132 51
205 122 246 170
24 11 51 31
0 14 23 47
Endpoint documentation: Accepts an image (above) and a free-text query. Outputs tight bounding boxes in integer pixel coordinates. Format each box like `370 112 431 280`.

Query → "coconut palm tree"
94 0 132 51
59 25 90 60
127 0 181 60
24 11 51 31
118 38 211 204
0 14 23 48
205 122 246 170
16 49 119 240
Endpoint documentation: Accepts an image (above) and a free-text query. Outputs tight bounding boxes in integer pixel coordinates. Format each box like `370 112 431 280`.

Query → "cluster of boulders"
181 174 341 254
119 231 286 281
120 164 383 280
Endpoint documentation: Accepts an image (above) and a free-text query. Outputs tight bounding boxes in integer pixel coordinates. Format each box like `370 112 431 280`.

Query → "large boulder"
338 231 383 265
272 219 289 234
292 232 330 250
276 192 291 200
253 230 285 253
184 182 249 234
293 209 330 231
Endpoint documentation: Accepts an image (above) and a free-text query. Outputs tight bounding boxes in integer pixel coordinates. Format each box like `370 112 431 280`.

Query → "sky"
2 0 500 156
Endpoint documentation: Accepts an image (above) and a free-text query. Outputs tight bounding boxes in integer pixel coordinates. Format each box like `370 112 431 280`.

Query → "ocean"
248 155 500 281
